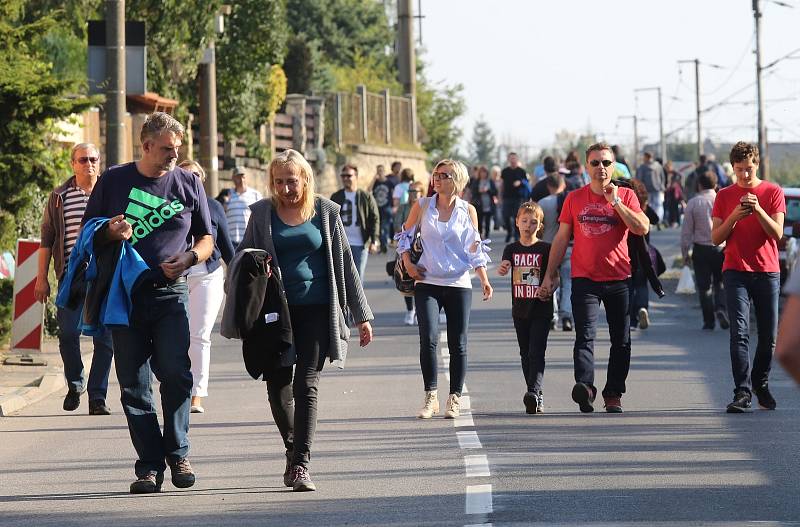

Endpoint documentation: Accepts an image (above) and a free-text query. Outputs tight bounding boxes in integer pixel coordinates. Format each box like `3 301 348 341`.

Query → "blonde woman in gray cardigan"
238 149 374 492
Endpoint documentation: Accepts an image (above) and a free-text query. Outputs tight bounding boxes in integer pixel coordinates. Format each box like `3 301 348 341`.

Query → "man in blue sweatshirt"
83 112 213 494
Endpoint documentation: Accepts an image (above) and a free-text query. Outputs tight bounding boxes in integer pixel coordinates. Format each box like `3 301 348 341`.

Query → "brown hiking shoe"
603 395 623 413
166 457 196 488
130 471 164 494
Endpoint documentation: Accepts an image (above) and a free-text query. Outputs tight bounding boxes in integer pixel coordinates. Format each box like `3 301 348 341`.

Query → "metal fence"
339 92 364 145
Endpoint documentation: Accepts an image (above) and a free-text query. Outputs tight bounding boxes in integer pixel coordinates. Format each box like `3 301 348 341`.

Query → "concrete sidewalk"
0 338 85 416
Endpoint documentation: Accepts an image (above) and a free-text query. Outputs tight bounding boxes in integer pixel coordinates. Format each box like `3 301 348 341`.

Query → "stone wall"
319 144 429 197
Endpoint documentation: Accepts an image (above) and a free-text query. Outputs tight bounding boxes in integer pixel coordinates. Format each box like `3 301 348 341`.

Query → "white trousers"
187 265 225 397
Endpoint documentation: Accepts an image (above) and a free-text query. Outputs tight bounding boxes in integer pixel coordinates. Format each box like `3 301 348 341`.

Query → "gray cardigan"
238 196 373 367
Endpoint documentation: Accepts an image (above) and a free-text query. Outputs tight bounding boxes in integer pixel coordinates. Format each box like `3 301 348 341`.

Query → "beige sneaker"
444 393 461 419
417 390 439 419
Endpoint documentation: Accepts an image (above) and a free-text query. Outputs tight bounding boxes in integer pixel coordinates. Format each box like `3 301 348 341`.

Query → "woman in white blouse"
397 159 493 419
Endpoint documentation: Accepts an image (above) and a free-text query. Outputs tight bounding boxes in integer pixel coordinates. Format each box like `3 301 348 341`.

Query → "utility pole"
397 0 416 97
199 7 230 199
634 87 665 162
753 0 769 179
105 0 125 166
679 59 702 159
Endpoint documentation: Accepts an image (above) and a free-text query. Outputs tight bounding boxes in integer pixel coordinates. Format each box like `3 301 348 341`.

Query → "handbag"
393 198 427 294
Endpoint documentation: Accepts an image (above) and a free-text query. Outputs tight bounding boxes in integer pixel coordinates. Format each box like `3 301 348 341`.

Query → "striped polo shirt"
225 187 263 244
62 185 89 261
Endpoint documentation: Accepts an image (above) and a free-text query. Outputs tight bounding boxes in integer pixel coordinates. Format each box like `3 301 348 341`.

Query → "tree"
0 0 96 250
469 117 496 166
416 74 466 162
215 0 287 143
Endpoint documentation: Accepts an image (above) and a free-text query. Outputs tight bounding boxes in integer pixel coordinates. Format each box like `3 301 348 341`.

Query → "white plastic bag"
676 265 696 294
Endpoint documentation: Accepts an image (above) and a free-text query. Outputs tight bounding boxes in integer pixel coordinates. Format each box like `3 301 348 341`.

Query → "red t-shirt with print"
559 185 642 282
711 181 785 272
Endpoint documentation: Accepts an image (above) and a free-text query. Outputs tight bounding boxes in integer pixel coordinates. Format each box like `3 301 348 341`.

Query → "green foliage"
0 0 96 251
126 0 221 121
469 117 497 167
216 0 286 142
265 65 288 121
417 75 466 162
329 52 403 95
667 142 698 162
771 154 800 187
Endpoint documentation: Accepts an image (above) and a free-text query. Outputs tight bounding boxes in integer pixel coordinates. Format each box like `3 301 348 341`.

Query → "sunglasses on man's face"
589 159 613 168
76 156 99 164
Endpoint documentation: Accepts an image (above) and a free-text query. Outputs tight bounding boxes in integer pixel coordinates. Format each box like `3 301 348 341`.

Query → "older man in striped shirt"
225 166 263 247
34 143 114 415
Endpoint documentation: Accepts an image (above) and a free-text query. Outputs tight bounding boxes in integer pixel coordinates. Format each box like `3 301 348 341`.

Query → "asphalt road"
1 228 799 526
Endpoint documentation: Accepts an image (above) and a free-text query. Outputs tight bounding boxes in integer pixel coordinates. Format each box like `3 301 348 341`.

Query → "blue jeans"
56 301 114 400
379 207 392 251
111 281 192 476
722 270 780 394
557 247 573 321
350 244 368 280
571 278 631 397
415 283 471 395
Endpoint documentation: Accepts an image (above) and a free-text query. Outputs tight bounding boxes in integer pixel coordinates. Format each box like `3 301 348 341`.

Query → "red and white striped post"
6 239 46 366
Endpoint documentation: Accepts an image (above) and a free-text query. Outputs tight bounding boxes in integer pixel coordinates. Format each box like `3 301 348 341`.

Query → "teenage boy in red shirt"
711 141 785 413
540 143 650 413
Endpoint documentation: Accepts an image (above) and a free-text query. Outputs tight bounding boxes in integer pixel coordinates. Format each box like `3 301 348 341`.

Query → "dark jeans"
415 283 471 395
56 300 114 400
628 267 649 326
693 244 726 327
404 295 414 311
379 207 392 251
513 316 550 393
503 198 522 242
264 304 328 469
477 209 493 239
111 282 192 477
723 270 780 394
572 278 631 397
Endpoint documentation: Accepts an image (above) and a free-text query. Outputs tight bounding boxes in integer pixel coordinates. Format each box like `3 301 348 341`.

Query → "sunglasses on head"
589 159 613 168
77 156 99 164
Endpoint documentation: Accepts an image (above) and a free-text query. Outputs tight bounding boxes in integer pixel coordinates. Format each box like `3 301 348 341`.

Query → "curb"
0 372 65 417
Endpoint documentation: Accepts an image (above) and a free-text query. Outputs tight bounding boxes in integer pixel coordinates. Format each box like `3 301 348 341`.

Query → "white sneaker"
404 309 416 326
444 393 460 419
638 307 650 329
417 391 439 419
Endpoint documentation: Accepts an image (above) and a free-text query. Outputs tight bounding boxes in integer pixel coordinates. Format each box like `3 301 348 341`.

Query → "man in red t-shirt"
540 143 650 413
711 141 785 413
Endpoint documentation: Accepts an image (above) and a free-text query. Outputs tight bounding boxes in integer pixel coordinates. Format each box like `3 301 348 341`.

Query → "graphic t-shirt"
83 162 212 278
559 185 642 281
502 241 553 319
711 181 785 272
393 182 411 206
372 180 392 210
340 190 364 246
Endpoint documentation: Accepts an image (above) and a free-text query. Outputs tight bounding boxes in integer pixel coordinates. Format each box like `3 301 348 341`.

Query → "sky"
417 0 800 160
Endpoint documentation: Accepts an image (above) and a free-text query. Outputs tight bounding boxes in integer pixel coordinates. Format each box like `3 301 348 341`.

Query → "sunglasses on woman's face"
589 159 613 168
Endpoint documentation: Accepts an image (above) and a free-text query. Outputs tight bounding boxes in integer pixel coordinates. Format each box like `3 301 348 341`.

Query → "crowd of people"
33 111 800 496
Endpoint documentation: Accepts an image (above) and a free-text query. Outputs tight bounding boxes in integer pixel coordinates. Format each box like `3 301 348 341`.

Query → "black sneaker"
283 450 294 487
166 457 196 488
290 465 316 492
562 319 573 332
88 399 111 415
130 471 164 494
753 384 777 410
571 382 595 413
523 392 537 414
716 309 730 330
726 390 752 413
63 389 83 411
535 392 544 414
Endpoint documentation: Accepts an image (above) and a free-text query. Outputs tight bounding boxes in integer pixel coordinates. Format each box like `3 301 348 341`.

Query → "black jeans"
503 198 521 242
628 266 649 326
693 244 726 327
723 270 780 394
477 209 493 239
415 283 471 395
264 304 328 469
571 278 631 397
513 316 550 393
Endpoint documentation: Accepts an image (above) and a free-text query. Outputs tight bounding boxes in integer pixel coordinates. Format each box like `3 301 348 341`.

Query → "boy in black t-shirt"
498 201 553 414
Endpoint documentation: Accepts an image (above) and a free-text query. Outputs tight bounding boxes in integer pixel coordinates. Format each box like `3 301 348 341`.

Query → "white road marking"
465 484 493 514
457 430 482 449
464 455 490 478
460 396 471 409
454 410 474 428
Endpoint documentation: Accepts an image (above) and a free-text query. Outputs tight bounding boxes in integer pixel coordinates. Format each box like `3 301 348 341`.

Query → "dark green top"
271 209 330 305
